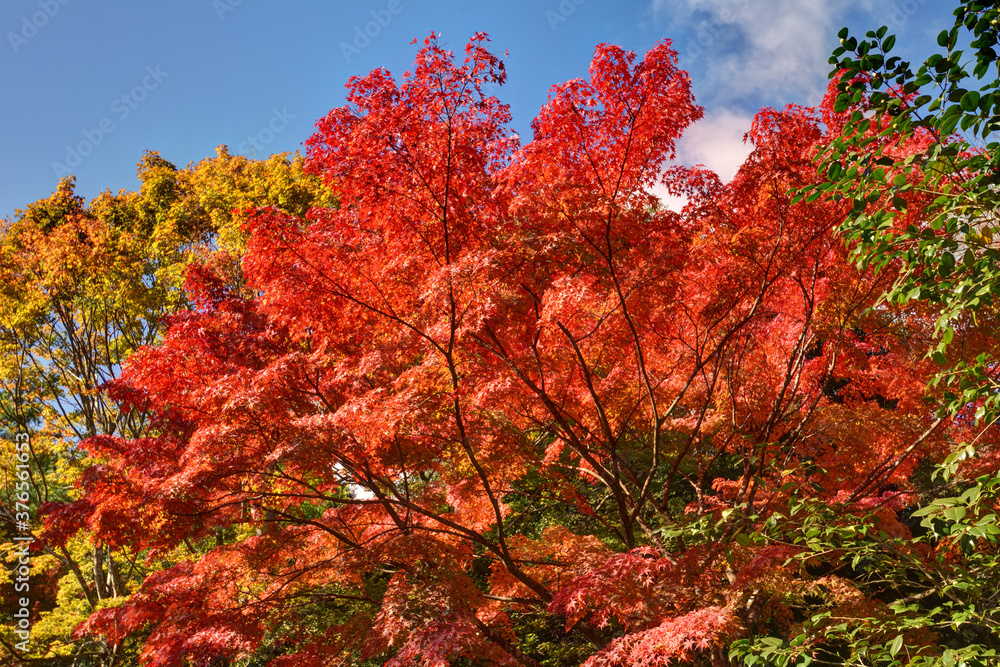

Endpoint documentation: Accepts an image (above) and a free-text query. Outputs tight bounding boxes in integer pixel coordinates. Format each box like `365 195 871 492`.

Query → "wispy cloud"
650 108 752 208
653 0 863 106
648 0 863 202
675 108 752 182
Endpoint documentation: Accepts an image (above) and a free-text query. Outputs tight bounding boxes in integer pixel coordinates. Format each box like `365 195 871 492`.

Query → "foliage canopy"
3 15 1000 667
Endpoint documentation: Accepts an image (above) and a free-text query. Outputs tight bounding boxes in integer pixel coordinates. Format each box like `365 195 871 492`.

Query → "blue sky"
0 0 954 219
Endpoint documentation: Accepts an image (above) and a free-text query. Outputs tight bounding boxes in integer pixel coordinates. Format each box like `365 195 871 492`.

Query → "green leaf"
940 252 955 275
944 506 967 521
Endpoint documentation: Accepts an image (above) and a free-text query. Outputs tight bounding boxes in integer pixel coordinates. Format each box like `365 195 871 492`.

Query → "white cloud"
646 0 874 209
653 0 864 105
676 108 753 181
650 108 753 210
650 187 689 212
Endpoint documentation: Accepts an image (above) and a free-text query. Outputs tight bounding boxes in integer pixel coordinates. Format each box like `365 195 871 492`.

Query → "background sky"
0 0 955 219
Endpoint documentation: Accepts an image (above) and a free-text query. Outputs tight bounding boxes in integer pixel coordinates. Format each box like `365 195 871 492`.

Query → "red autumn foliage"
44 33 955 665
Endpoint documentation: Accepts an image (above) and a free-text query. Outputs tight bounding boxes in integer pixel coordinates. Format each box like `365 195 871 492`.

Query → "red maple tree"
46 34 953 665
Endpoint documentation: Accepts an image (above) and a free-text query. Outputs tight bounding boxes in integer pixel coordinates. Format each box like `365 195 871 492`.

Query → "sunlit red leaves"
506 40 700 211
364 566 509 667
548 546 682 632
583 606 740 667
304 32 515 259
55 32 958 666
76 551 265 667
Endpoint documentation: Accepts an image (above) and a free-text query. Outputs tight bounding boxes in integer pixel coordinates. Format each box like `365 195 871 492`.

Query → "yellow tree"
0 147 334 665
